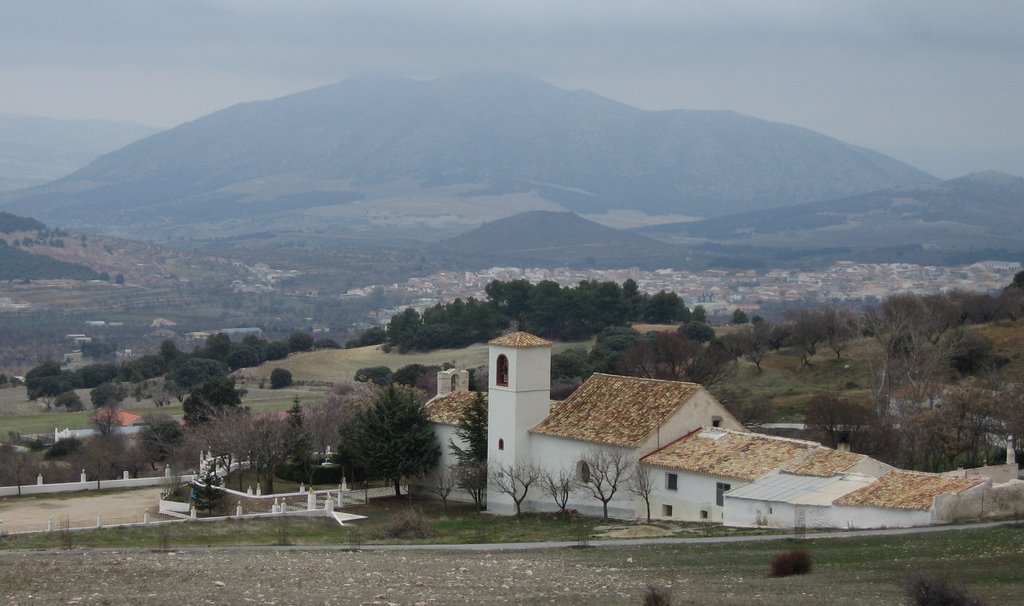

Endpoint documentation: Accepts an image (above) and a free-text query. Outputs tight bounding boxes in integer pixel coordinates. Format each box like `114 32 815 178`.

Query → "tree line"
381 278 702 352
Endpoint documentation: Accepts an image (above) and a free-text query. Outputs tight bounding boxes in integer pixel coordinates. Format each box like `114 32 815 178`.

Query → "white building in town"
422 331 1014 528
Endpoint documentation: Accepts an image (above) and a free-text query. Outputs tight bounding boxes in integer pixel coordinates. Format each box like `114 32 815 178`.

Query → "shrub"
275 463 344 485
269 368 293 389
905 572 986 606
642 586 672 606
380 508 438 539
46 437 82 459
769 549 812 577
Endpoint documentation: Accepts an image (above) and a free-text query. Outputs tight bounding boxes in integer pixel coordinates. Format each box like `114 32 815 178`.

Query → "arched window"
498 438 505 451
496 354 510 386
576 460 590 483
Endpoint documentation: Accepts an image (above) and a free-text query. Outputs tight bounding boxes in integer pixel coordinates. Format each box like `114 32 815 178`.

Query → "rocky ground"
0 543 932 606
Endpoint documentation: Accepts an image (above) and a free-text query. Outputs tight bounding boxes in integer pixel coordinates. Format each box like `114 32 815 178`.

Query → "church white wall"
520 434 638 519
415 422 477 504
646 466 747 523
486 344 552 515
636 389 744 457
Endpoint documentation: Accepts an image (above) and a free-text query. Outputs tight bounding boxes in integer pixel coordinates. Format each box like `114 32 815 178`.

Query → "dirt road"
0 487 163 526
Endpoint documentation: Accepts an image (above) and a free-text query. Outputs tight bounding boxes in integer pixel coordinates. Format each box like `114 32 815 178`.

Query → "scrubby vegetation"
769 549 813 577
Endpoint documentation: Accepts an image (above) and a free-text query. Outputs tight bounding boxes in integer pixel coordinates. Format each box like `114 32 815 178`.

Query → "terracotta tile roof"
92 409 141 427
426 391 487 426
488 331 552 348
783 448 866 477
641 428 819 481
834 471 985 510
531 373 702 447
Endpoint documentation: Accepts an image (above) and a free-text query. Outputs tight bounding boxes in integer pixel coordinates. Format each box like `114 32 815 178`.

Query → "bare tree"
803 392 878 451
628 464 655 523
541 465 575 514
91 404 122 437
456 460 488 513
78 434 126 488
743 321 772 371
491 461 542 517
428 464 459 514
186 410 248 489
0 445 40 496
785 308 828 366
240 415 294 495
579 447 634 519
316 381 377 455
822 306 857 360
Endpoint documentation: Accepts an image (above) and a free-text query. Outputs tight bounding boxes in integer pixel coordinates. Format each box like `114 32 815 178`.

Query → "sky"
1 1 1022 168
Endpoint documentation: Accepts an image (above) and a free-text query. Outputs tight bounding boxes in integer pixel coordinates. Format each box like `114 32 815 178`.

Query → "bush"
905 572 986 606
46 437 82 459
380 508 438 539
275 463 344 485
269 368 293 389
769 549 812 577
642 586 672 606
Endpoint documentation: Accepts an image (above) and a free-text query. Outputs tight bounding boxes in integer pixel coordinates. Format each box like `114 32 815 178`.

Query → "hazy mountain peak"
1 72 936 238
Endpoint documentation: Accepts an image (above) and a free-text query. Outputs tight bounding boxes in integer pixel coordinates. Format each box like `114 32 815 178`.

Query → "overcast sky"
1 1 1022 156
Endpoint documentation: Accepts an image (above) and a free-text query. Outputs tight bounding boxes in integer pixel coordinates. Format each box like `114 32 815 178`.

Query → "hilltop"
636 171 1024 265
430 211 683 268
1 72 933 240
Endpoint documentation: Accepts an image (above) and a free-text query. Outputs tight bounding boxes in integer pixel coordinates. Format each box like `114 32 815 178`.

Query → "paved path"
1 518 1015 556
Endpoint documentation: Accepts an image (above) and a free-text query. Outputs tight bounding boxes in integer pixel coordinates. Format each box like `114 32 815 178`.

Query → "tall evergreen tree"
347 385 440 496
192 462 224 515
449 392 488 465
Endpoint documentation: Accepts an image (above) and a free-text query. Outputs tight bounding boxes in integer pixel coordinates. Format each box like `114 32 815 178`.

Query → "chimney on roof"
836 431 851 453
1008 436 1017 466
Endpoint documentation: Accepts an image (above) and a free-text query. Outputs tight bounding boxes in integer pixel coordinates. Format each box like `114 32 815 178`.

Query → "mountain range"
0 72 934 240
634 171 1024 264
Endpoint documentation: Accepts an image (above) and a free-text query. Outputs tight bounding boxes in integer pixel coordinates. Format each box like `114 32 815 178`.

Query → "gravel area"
0 488 163 526
0 544 925 606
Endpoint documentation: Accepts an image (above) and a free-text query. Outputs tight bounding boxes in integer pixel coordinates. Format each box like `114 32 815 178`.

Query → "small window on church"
498 439 504 451
712 416 722 428
577 460 590 483
496 354 509 386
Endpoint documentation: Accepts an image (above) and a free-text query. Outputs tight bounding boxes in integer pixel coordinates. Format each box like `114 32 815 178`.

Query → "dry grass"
239 339 590 384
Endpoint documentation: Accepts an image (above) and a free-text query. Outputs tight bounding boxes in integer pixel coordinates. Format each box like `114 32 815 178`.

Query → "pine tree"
449 392 487 465
348 385 440 496
192 462 223 515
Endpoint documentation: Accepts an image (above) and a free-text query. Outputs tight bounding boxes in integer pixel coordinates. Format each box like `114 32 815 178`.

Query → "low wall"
0 474 195 498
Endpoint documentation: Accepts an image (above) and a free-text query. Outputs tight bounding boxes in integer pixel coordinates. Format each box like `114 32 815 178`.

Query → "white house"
422 330 1011 527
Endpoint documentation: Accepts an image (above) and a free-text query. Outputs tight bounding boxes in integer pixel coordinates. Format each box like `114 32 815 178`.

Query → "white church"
422 331 1020 529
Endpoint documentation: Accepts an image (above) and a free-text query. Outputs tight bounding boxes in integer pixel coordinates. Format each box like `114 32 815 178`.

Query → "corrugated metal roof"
726 472 876 506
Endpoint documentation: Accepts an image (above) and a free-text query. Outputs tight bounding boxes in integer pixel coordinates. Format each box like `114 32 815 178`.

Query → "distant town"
345 260 1022 322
